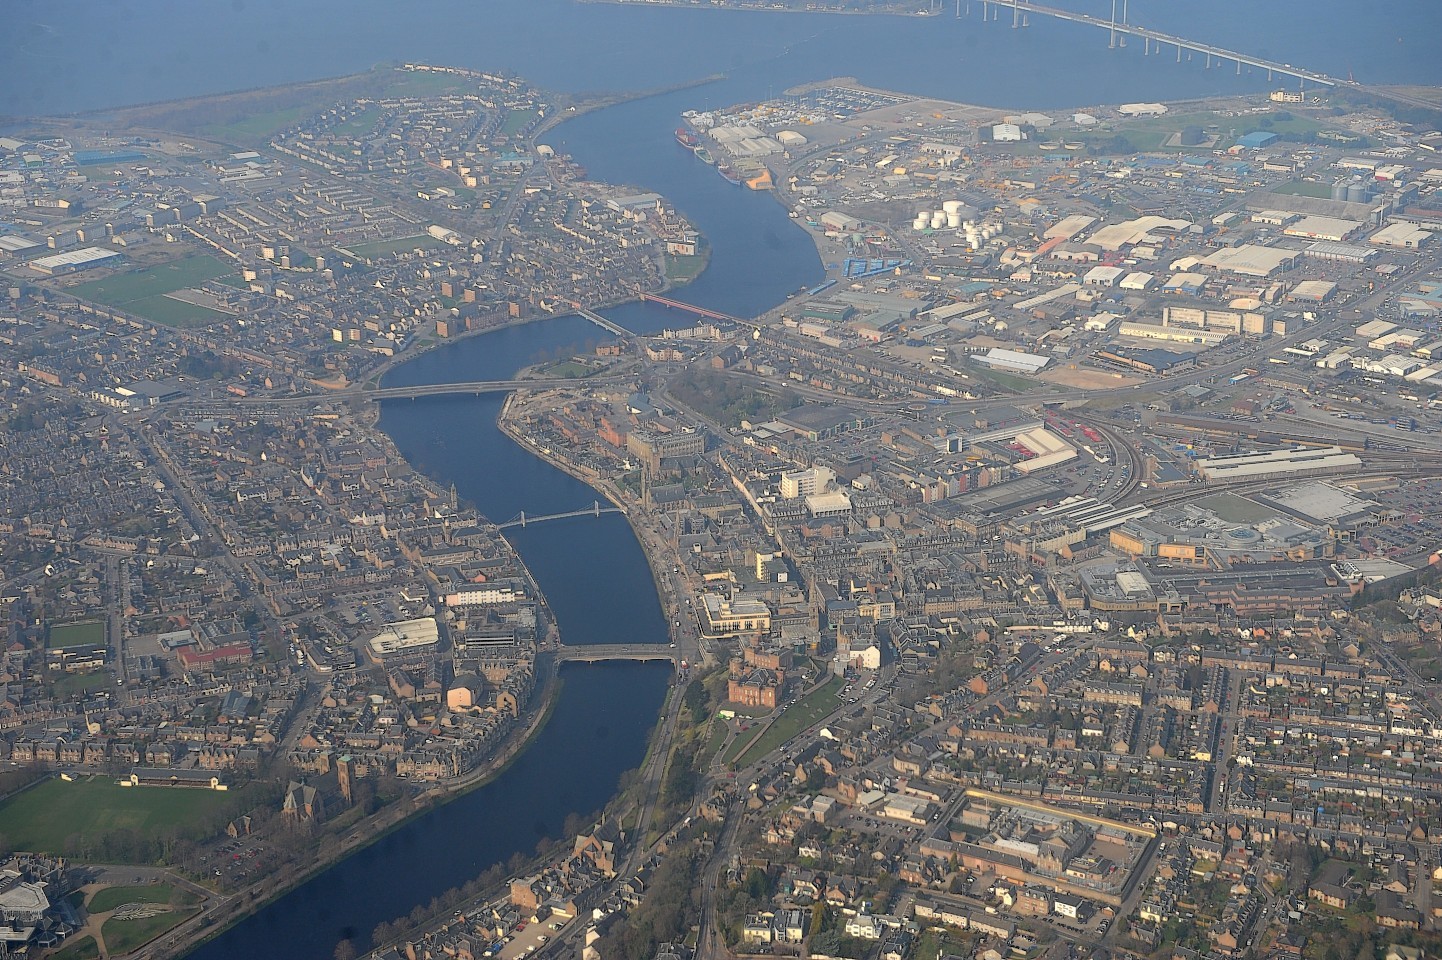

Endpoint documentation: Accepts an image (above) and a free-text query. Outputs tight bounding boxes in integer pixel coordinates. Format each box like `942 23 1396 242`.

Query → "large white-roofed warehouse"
1196 447 1361 482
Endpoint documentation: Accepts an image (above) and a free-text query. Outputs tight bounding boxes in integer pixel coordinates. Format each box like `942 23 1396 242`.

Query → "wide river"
4 2 1438 958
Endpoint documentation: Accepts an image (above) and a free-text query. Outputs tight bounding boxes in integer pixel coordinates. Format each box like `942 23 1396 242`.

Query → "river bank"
494 389 707 669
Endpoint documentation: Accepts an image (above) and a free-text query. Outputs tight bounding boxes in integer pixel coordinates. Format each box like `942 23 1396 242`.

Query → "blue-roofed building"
1236 131 1279 149
74 149 145 166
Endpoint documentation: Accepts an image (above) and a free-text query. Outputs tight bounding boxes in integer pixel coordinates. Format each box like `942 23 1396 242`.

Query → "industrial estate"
2 7 1442 960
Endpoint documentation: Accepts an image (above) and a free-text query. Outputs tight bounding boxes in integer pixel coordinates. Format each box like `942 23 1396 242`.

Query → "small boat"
693 146 715 165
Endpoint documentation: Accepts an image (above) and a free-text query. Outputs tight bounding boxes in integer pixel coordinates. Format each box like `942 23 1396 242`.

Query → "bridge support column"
1236 58 1242 75
1177 43 1182 63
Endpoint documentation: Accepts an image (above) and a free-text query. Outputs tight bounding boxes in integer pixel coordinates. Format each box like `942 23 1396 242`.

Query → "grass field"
501 109 539 136
540 360 592 378
202 105 312 143
0 779 228 856
51 672 112 698
346 235 447 258
965 361 1038 394
1273 181 1334 199
88 883 176 914
51 936 99 960
125 295 228 328
733 676 843 768
704 718 730 764
71 255 233 306
48 621 105 648
665 253 708 284
332 106 381 139
102 908 199 954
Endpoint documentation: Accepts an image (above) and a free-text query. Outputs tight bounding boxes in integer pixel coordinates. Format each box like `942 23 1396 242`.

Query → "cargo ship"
718 165 743 186
693 146 715 166
675 127 699 149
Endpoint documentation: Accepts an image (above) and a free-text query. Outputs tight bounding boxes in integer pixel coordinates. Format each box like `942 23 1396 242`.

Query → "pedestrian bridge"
495 501 624 529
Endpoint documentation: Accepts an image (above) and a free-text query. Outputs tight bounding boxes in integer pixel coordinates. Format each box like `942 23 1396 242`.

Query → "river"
6 3 1437 957
188 316 676 960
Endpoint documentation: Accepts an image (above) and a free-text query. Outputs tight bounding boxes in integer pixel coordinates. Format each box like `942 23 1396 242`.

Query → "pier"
496 501 625 529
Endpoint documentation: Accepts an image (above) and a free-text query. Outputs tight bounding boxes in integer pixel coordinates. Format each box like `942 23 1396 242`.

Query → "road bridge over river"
988 0 1338 85
554 643 680 664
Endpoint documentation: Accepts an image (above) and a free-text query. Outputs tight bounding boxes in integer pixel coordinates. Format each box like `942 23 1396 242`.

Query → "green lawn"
536 360 595 379
125 294 228 328
734 676 843 768
202 105 313 143
51 672 113 698
965 362 1038 393
50 936 99 960
102 908 199 954
48 621 105 648
70 255 234 306
665 253 708 284
0 779 229 856
345 235 447 258
1274 181 1334 198
88 883 175 914
331 106 381 139
703 717 730 764
501 108 539 136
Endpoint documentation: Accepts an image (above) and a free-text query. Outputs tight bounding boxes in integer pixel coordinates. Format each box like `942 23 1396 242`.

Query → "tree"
334 939 358 960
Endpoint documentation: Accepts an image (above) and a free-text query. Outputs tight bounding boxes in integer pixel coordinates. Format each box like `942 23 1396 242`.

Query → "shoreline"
495 390 706 669
166 653 569 959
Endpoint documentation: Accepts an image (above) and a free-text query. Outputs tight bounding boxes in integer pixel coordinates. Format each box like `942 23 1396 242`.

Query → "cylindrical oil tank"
1330 179 1348 202
931 212 946 228
946 213 963 228
942 200 965 215
1346 182 1369 203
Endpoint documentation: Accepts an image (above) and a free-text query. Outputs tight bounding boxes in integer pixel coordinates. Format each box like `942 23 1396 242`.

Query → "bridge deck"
555 643 678 662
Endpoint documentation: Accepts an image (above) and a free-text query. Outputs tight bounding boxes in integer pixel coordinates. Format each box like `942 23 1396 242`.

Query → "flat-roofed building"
701 594 772 638
366 617 441 662
1199 245 1300 278
1370 222 1433 249
1283 216 1363 241
28 245 121 275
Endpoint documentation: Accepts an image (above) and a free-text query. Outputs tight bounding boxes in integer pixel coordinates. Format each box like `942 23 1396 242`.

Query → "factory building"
1198 245 1300 278
27 246 122 275
1370 222 1433 249
1117 322 1229 346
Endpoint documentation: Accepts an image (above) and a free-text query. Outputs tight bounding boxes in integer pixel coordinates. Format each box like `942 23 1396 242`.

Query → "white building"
780 465 835 499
